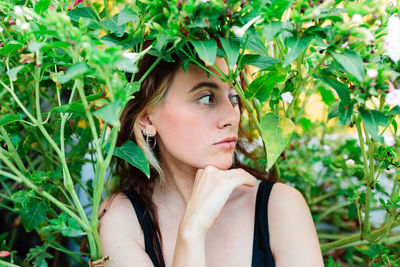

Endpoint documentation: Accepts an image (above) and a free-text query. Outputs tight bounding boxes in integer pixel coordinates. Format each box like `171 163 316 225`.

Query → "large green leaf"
191 39 218 65
93 100 122 126
359 107 389 143
262 21 284 42
283 35 312 66
314 74 350 104
117 8 138 25
220 38 240 69
261 113 295 170
13 191 48 232
241 54 280 70
332 50 365 82
55 63 90 84
244 72 286 102
34 0 50 15
68 7 101 29
113 140 150 177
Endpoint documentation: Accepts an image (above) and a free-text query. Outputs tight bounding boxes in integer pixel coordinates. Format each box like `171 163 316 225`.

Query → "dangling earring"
143 129 157 149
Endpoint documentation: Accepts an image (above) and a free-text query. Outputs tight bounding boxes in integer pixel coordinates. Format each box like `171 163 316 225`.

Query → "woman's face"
146 58 241 170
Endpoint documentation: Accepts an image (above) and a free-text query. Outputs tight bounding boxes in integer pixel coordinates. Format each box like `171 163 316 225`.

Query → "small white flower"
367 68 378 78
383 134 395 146
20 22 30 31
200 0 209 2
346 159 355 166
61 13 71 23
14 6 23 17
231 15 261 38
376 19 382 26
15 19 21 26
0 26 3 33
352 14 363 24
25 14 33 21
384 16 400 63
385 89 400 106
281 91 294 103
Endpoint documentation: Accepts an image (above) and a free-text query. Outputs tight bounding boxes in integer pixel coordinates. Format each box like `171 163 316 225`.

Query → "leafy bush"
0 0 399 266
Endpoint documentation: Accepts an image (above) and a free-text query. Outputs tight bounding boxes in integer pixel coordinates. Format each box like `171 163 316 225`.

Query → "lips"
214 136 238 144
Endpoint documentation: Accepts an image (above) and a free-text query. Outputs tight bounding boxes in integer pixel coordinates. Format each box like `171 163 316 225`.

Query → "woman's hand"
180 165 258 235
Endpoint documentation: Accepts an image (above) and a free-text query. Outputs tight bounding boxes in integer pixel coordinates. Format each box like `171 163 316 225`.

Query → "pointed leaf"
283 35 312 66
245 72 286 102
359 107 389 143
220 38 240 69
261 113 295 170
113 140 150 177
0 114 23 127
338 100 354 125
7 66 25 81
93 100 122 126
55 63 90 84
314 74 350 104
241 54 280 70
332 50 365 82
191 39 218 65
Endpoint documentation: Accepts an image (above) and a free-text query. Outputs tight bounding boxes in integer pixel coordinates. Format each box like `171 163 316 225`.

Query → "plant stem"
362 121 374 239
0 260 21 267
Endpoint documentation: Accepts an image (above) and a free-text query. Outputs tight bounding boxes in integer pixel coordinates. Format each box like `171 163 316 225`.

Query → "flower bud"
351 14 363 24
367 68 378 78
281 91 294 103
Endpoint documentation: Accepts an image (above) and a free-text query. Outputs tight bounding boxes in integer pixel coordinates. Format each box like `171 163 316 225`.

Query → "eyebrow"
189 82 219 93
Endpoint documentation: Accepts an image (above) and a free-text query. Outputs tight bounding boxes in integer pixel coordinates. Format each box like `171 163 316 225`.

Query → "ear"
138 110 157 135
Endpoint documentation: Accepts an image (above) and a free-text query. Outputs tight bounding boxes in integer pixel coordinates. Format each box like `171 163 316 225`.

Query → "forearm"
172 223 206 267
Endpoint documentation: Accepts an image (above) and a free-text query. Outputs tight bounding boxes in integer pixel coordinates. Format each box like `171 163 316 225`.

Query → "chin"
203 159 233 170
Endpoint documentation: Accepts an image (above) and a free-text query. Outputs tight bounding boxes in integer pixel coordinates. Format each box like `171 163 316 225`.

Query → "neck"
155 156 198 208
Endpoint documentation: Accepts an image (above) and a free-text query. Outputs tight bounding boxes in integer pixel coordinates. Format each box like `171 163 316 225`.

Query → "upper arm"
268 183 324 267
99 193 155 267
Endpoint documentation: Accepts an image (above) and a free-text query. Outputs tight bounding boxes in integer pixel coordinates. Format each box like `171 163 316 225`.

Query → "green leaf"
328 101 339 120
359 107 389 143
6 66 25 81
117 8 138 25
220 38 240 69
34 0 50 15
243 36 269 57
318 86 335 106
191 39 218 65
338 100 354 126
52 102 85 114
113 140 150 177
26 245 52 267
0 42 23 58
62 218 85 237
101 16 126 37
93 100 122 126
245 72 286 102
283 35 312 66
68 7 101 29
261 113 295 170
241 54 280 70
20 198 48 232
54 63 89 84
0 114 23 127
332 50 365 82
314 74 350 104
263 21 284 42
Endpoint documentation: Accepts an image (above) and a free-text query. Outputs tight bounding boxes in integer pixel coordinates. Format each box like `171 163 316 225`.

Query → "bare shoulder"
99 192 153 267
268 182 324 267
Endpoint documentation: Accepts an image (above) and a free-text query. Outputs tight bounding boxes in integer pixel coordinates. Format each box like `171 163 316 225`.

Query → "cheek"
156 103 209 148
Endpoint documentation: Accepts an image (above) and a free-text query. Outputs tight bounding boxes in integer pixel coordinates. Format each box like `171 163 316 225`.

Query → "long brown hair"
111 40 274 266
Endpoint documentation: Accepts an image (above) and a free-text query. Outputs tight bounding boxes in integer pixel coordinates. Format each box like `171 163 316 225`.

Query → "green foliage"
0 0 399 265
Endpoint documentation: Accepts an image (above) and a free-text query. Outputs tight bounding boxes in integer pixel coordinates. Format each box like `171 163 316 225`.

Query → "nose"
216 96 240 129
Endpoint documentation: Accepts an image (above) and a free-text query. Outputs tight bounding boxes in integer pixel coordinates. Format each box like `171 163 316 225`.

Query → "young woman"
98 42 324 267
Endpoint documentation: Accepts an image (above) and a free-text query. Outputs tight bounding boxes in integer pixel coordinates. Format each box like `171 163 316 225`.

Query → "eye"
231 95 240 105
197 93 215 105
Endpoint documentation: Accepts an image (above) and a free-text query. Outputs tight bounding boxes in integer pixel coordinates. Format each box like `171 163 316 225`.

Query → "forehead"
169 57 230 93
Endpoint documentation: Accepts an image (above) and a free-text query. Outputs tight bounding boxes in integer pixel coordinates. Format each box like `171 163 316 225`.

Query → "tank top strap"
251 180 276 267
123 190 166 267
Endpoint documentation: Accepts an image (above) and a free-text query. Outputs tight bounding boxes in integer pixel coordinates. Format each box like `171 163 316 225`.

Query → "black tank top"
124 180 275 267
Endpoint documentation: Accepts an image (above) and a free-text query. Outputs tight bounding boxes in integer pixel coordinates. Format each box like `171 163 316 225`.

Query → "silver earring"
145 130 157 149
